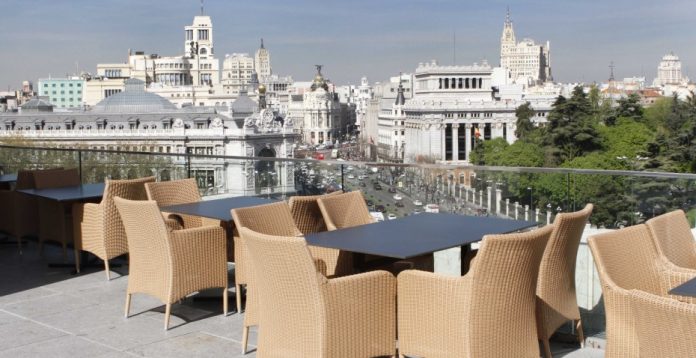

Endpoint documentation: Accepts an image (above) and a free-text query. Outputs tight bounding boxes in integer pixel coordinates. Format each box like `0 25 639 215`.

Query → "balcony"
1 144 694 356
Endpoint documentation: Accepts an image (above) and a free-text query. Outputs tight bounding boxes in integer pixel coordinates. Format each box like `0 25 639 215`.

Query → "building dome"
258 84 266 94
91 79 177 113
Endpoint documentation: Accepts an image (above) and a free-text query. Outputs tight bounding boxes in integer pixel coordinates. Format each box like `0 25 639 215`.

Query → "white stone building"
1 79 299 196
221 53 255 96
378 60 555 164
500 10 551 85
653 52 689 87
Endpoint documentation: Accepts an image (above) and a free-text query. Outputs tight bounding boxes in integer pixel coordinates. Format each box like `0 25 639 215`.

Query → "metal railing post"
187 154 192 179
341 164 345 193
78 150 83 183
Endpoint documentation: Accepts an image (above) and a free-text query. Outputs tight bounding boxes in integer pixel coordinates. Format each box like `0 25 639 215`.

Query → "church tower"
500 7 516 67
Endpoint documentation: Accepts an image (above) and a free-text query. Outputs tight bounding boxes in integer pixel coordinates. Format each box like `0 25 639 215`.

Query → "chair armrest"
658 259 696 304
74 202 103 251
397 270 472 356
201 217 222 228
322 270 396 356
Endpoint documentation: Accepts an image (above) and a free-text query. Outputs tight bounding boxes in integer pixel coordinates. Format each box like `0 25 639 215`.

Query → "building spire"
505 6 511 25
609 60 615 81
200 0 204 15
260 38 264 49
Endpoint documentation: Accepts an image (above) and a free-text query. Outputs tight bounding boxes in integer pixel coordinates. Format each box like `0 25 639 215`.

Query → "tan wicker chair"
240 226 396 357
72 176 155 279
397 225 553 358
113 197 228 330
289 192 353 277
536 203 593 357
231 201 304 354
588 224 696 357
317 190 373 230
646 209 696 270
630 289 696 358
34 168 80 258
144 178 221 229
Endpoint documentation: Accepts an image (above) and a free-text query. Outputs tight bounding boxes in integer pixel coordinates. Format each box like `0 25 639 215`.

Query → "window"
60 83 64 87
186 29 193 41
198 29 209 40
43 84 48 88
77 83 81 87
69 83 73 87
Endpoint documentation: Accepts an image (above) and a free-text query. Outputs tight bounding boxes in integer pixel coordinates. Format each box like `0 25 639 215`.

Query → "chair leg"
74 248 81 273
542 338 552 358
124 293 132 318
242 326 249 354
223 287 229 316
104 260 111 281
164 303 172 330
576 320 585 348
236 284 243 313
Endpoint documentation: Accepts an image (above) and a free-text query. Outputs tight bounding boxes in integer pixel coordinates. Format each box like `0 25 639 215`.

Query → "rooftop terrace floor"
0 237 600 357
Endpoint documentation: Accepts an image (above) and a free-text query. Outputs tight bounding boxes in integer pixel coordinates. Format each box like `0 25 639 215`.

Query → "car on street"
395 201 404 207
387 213 397 220
375 204 386 212
366 200 374 207
388 187 397 193
359 181 366 187
374 183 382 190
347 174 355 179
393 194 403 201
413 200 423 206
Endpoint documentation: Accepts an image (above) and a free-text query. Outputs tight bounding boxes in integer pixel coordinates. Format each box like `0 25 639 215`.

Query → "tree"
514 102 535 140
615 93 644 121
545 86 602 164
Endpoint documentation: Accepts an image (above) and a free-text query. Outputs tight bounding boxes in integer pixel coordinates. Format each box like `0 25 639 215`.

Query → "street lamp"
527 187 533 212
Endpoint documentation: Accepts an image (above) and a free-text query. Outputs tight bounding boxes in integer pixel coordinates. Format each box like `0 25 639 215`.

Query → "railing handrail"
2 144 696 180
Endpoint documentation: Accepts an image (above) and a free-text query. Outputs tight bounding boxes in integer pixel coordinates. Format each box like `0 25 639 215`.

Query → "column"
506 198 510 217
465 124 472 162
452 124 459 161
478 189 483 207
496 188 502 215
440 125 446 161
535 208 541 223
486 186 492 211
515 202 519 220
525 205 529 221
547 211 552 225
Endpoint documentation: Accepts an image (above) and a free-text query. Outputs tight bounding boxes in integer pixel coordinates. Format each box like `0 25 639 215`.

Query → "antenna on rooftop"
453 30 456 65
200 0 204 15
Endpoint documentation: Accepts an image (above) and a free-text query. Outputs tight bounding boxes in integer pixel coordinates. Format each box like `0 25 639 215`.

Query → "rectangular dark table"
669 276 696 298
16 183 106 273
161 196 277 221
305 213 538 275
0 174 17 184
17 183 105 202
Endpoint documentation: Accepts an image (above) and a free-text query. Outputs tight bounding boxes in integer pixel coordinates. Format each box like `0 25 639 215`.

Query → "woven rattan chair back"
288 191 342 234
232 201 301 237
145 178 203 228
114 198 172 302
317 190 372 230
33 168 80 189
240 227 326 356
12 168 61 240
646 210 696 269
536 204 593 352
100 176 155 258
630 289 696 357
465 225 552 357
588 224 665 357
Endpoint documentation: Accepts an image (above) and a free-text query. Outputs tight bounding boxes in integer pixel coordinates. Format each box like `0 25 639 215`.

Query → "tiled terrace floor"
0 237 600 357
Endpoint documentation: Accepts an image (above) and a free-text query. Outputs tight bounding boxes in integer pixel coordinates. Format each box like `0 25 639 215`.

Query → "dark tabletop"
0 174 17 184
17 183 105 202
669 276 696 298
161 196 277 221
305 213 538 259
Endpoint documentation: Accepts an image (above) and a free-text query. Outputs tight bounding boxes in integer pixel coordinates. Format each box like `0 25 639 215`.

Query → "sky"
1 0 695 89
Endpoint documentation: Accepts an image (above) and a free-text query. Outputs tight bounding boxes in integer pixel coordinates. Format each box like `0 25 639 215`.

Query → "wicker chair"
113 197 228 330
231 201 304 354
536 203 593 357
0 168 62 248
317 191 373 231
397 225 553 358
144 178 221 229
240 226 396 357
630 289 696 358
289 192 353 277
72 176 155 279
588 224 696 357
33 168 80 259
646 209 696 270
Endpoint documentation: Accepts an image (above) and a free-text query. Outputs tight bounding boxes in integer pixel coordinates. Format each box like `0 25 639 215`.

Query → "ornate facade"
500 9 551 85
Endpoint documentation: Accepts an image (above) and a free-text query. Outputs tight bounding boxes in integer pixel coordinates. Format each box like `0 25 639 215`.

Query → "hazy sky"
1 0 694 89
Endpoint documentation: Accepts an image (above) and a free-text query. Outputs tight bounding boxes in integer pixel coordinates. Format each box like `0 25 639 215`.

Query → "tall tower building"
185 15 214 59
255 39 272 79
653 52 688 86
499 9 551 85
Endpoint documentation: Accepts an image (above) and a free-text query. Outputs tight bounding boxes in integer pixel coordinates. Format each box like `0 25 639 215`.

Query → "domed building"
0 79 299 197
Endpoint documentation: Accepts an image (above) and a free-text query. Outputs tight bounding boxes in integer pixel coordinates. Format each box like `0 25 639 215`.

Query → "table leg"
460 244 476 276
